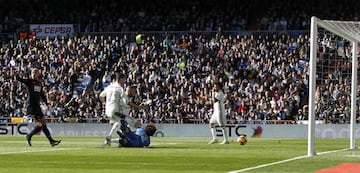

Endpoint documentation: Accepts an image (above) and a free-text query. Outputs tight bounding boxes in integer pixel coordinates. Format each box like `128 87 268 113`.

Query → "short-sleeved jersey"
99 82 124 118
135 127 150 147
120 120 150 147
123 131 143 147
210 90 227 126
119 94 131 116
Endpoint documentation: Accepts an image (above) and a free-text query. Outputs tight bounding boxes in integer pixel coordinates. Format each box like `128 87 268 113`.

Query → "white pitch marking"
0 148 80 155
151 142 178 145
228 148 350 173
346 155 360 157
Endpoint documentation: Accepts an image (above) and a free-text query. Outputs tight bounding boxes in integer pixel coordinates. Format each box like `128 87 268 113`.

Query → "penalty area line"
228 148 350 173
0 148 80 155
150 142 178 145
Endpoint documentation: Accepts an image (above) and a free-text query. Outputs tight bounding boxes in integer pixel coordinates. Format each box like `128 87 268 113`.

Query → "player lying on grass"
108 114 157 147
100 78 145 147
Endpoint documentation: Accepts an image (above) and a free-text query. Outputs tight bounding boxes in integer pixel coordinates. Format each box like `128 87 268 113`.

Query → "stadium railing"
78 30 309 39
0 116 300 124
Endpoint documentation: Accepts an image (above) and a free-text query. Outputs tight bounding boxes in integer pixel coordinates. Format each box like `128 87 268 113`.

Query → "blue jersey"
123 132 143 147
135 127 150 147
120 121 150 147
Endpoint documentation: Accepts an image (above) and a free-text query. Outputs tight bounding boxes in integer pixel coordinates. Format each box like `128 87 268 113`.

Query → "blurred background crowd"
0 0 359 124
1 0 359 33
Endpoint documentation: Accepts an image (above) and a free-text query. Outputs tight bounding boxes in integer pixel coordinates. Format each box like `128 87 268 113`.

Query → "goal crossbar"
317 19 360 43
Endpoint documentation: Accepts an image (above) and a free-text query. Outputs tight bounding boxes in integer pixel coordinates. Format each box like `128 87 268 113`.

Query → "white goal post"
309 16 360 156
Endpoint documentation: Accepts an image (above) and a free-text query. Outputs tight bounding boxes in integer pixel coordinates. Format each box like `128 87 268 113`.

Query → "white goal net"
309 16 360 156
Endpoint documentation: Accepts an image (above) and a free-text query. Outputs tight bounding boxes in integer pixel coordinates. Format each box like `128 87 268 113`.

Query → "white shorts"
209 110 226 127
107 113 121 124
107 113 137 131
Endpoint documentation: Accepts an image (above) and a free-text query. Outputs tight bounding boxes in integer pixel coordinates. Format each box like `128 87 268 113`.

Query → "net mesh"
315 27 360 124
320 20 360 42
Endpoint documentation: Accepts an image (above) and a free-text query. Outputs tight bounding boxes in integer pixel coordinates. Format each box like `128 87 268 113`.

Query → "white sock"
221 127 228 141
107 122 119 137
210 127 216 140
126 116 136 131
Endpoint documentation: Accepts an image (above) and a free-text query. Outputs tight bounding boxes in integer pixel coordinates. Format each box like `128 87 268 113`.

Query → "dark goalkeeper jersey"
17 75 47 107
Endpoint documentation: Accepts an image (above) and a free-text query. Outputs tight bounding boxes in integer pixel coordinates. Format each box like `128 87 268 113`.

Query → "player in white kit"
118 85 144 131
208 82 229 144
102 83 145 147
99 72 126 146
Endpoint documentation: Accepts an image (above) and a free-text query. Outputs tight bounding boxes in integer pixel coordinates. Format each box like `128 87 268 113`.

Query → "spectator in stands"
0 19 358 125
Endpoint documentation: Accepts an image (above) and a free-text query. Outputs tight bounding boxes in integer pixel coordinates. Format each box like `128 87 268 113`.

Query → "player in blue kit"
112 114 157 147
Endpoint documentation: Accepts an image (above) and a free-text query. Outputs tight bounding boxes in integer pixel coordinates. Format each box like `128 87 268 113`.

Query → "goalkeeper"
111 116 157 147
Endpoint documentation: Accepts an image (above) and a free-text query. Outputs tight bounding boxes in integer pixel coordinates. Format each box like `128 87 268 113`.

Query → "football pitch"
0 136 359 173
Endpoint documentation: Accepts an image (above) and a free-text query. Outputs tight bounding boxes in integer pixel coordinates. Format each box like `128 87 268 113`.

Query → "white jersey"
119 94 137 131
99 82 124 122
210 90 227 126
119 95 131 116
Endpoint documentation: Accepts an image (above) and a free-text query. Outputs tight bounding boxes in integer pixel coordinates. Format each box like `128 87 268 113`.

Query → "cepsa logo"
0 123 29 135
30 24 74 38
32 25 72 34
44 27 72 34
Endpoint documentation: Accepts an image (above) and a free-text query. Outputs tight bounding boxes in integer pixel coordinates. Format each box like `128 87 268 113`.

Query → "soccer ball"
237 135 247 145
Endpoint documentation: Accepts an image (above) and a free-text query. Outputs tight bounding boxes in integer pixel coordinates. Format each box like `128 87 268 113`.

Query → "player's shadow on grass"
96 146 194 149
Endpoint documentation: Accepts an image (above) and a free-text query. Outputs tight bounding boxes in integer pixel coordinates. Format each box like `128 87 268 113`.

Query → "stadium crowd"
0 0 359 125
1 31 358 124
1 0 359 33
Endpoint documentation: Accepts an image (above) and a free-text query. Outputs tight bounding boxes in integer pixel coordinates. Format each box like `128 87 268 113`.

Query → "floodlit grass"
0 136 359 173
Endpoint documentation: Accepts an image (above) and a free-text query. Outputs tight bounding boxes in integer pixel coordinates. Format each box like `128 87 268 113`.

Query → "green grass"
0 136 359 173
